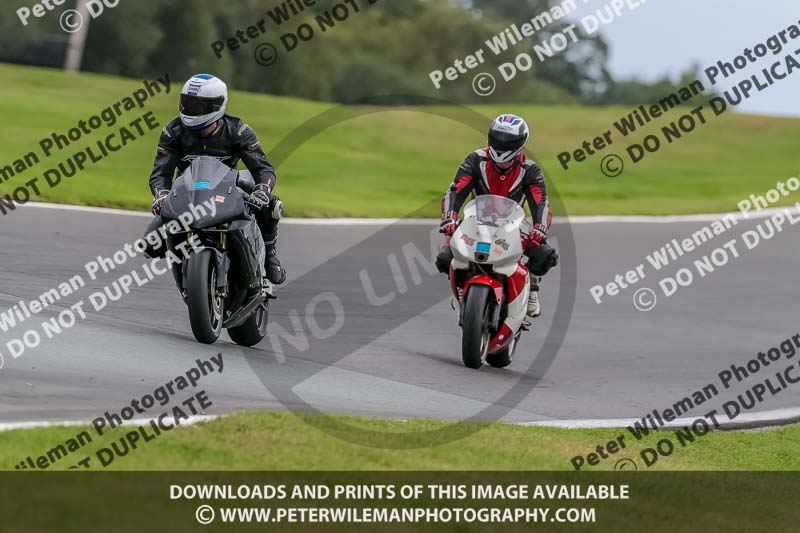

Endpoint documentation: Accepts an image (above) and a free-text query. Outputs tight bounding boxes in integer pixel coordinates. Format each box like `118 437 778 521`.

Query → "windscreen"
465 195 525 228
183 156 233 190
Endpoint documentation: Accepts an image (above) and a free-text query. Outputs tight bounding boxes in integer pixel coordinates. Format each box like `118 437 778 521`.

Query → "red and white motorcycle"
448 195 531 369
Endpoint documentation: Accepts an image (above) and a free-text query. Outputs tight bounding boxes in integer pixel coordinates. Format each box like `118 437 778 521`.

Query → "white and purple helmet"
488 114 530 165
179 74 228 130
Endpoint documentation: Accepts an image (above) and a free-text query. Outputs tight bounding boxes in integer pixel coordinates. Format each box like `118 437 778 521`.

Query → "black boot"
257 211 286 285
264 238 286 285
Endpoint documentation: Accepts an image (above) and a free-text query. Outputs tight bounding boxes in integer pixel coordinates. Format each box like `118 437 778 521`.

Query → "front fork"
176 233 230 293
455 272 505 330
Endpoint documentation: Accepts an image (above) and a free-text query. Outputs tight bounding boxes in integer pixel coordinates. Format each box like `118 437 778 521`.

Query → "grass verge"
2 410 799 471
1 63 799 217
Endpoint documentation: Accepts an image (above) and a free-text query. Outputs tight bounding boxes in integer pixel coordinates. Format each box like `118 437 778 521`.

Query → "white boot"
527 276 542 318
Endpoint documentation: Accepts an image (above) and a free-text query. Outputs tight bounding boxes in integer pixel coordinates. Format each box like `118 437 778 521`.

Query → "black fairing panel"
161 156 248 229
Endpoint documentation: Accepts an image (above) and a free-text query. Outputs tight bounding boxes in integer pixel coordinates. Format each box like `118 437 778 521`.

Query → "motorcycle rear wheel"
186 249 224 344
228 304 269 347
487 350 511 368
462 285 492 369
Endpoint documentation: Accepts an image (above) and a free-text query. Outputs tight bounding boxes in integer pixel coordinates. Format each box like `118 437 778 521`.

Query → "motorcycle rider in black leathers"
145 74 286 285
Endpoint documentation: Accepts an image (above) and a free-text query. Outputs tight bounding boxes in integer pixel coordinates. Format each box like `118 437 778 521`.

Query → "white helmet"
179 74 228 130
488 114 530 165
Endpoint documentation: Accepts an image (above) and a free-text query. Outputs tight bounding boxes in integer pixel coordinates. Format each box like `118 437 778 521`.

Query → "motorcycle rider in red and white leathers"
435 114 559 318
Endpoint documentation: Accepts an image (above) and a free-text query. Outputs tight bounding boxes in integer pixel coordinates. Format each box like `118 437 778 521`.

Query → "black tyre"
228 304 269 347
186 249 224 344
462 285 492 369
487 332 519 369
486 349 511 369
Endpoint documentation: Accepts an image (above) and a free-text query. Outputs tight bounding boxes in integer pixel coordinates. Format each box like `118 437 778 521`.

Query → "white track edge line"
17 201 791 225
0 415 217 433
517 407 800 430
3 408 800 433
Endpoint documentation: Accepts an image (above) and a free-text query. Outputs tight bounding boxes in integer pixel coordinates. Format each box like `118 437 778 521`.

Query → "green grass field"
2 411 799 471
1 63 799 217
3 412 799 533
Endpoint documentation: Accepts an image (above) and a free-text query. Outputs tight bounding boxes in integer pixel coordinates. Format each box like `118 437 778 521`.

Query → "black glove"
435 246 453 275
252 183 272 201
250 184 273 208
252 184 285 221
527 243 559 277
152 189 169 215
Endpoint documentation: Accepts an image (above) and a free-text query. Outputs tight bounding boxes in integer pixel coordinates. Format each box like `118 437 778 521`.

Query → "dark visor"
490 132 525 153
180 94 224 116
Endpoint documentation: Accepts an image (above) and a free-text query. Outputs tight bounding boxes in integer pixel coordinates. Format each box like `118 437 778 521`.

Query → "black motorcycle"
160 156 277 346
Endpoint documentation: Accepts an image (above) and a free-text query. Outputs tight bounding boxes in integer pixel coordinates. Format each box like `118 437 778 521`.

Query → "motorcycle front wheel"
461 284 492 369
186 249 224 344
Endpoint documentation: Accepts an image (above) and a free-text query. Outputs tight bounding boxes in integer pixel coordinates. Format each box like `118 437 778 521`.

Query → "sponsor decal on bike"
476 242 491 253
215 195 226 203
495 238 510 251
194 181 210 190
460 235 476 246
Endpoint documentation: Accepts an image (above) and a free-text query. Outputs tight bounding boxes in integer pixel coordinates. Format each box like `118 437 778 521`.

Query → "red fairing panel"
507 264 529 305
488 324 514 355
449 265 459 299
464 275 503 304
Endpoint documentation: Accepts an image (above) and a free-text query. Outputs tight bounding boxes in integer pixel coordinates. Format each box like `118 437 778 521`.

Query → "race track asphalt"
1 204 799 428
